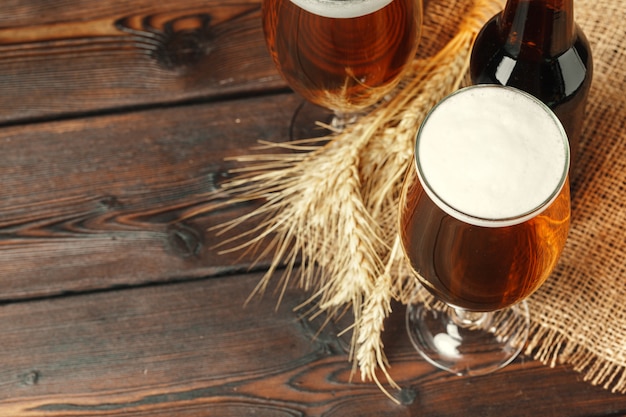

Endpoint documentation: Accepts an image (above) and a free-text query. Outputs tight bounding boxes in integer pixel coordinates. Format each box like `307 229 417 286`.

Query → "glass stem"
450 307 490 329
331 111 358 131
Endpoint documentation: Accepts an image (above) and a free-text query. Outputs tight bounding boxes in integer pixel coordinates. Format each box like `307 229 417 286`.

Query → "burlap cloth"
420 0 625 393
220 0 625 396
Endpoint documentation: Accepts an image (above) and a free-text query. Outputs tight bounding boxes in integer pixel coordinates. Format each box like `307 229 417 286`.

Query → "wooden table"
1 1 625 416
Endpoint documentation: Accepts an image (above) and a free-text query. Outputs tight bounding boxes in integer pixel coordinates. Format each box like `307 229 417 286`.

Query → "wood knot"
19 370 40 386
115 13 215 71
99 195 123 210
397 387 418 405
167 223 203 258
156 14 214 70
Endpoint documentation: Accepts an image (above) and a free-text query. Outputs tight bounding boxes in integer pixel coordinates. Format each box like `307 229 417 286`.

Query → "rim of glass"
289 0 394 19
414 85 570 228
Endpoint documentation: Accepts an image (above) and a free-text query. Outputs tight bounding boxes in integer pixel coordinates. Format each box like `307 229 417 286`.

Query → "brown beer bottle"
470 0 593 171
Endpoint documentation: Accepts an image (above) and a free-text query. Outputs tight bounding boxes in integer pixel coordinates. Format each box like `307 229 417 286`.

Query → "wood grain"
0 272 624 416
0 0 284 124
0 92 309 301
0 1 624 415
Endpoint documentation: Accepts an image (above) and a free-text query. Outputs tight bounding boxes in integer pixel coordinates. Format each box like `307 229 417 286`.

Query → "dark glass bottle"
470 0 593 171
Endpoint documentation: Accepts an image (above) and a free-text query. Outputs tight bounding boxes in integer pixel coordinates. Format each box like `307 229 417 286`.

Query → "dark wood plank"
0 0 283 124
0 272 624 416
0 0 471 125
0 92 310 301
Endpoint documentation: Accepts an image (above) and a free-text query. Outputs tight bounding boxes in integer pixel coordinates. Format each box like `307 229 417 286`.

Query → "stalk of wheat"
189 0 505 402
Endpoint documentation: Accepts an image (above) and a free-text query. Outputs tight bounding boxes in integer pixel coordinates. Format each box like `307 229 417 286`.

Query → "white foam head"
416 85 569 227
289 0 392 18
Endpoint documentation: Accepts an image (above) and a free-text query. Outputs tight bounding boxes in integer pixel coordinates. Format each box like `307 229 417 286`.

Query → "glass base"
289 100 336 141
405 300 529 376
289 99 368 140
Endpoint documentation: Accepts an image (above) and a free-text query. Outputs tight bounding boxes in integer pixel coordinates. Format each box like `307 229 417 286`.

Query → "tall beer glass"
262 0 422 127
400 85 571 375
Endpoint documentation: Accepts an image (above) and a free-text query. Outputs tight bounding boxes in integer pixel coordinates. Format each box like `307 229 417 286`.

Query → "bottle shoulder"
470 25 593 103
471 15 592 60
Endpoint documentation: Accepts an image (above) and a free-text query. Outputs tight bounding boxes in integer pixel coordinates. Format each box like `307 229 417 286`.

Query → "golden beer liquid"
262 0 421 111
400 164 571 312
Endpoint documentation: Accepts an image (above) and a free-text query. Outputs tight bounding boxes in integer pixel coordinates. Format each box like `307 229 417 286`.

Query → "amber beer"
399 86 571 312
262 0 421 111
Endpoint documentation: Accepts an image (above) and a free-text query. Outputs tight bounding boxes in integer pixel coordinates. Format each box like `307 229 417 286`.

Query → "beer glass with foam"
262 0 422 129
399 85 571 375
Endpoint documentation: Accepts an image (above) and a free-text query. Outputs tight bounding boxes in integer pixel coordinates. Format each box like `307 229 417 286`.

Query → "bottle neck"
499 0 576 58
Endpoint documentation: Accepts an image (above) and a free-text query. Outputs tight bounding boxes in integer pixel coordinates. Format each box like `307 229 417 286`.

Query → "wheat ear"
189 0 506 400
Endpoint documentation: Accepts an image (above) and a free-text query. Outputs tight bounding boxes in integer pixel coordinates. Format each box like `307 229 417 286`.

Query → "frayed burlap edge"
201 0 626 398
526 324 626 394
